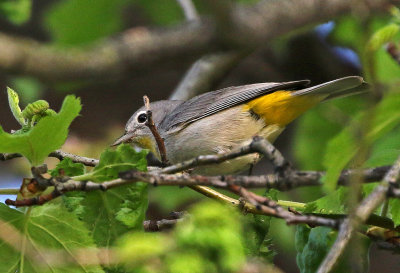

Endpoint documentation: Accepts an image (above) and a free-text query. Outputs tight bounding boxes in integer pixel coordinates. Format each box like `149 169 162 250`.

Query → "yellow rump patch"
243 91 325 126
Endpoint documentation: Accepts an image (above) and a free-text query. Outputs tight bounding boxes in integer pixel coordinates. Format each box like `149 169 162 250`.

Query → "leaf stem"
19 207 32 272
0 188 19 195
277 200 306 209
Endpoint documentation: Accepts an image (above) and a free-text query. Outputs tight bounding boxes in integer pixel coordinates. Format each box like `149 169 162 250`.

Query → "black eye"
137 113 147 123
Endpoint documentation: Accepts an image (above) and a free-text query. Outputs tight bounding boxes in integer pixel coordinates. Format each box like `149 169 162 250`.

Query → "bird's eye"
137 113 147 123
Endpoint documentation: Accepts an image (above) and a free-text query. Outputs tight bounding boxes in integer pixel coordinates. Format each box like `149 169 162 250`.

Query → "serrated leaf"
50 157 86 177
73 144 148 182
304 187 348 214
0 203 104 273
304 184 379 215
243 188 276 259
76 182 148 247
0 0 31 25
65 144 148 247
242 213 274 262
323 93 400 191
7 87 26 126
0 95 81 166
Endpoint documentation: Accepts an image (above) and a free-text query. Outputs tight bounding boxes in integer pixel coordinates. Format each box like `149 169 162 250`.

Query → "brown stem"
143 96 169 165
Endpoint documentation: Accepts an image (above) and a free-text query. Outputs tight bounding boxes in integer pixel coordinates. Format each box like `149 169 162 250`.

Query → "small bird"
113 76 367 175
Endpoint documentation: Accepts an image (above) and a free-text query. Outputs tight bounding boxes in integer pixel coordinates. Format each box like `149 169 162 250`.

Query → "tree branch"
0 0 394 81
176 0 199 22
0 150 99 166
169 52 245 101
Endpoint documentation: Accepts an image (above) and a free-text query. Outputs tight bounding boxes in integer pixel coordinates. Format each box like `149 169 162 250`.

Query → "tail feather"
291 76 368 99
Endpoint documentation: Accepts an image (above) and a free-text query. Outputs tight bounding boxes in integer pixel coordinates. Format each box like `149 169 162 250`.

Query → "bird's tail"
291 76 369 101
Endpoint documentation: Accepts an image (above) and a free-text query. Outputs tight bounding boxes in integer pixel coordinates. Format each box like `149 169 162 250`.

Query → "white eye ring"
136 111 148 123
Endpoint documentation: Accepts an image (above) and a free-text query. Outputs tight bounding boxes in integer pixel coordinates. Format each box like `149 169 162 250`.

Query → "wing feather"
160 80 310 131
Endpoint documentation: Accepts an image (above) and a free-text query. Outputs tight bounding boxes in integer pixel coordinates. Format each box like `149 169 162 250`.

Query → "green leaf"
0 203 104 273
323 92 400 191
295 225 370 273
65 144 148 247
366 126 400 167
241 189 275 260
322 125 358 192
50 157 86 177
0 95 81 166
375 46 400 83
366 23 400 52
0 0 31 25
44 0 129 46
304 187 348 214
135 0 183 26
389 199 400 226
304 184 379 215
7 87 26 126
73 144 148 182
242 213 274 261
77 182 148 247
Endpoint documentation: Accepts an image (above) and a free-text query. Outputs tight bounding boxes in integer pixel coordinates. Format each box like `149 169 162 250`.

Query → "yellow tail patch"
243 91 325 126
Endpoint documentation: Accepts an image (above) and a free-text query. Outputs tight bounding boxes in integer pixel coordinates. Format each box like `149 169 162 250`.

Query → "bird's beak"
111 132 135 147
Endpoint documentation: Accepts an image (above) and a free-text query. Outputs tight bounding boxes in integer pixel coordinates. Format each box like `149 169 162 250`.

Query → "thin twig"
0 150 99 166
49 150 99 166
0 153 21 161
170 52 245 101
143 96 169 165
171 0 246 101
0 188 19 195
5 167 399 231
143 218 182 232
229 185 339 228
386 42 400 65
176 0 199 22
119 166 389 190
160 136 290 174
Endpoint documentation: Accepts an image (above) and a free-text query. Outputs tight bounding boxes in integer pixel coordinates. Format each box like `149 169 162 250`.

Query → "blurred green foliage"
0 0 31 25
117 201 250 273
292 11 400 271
